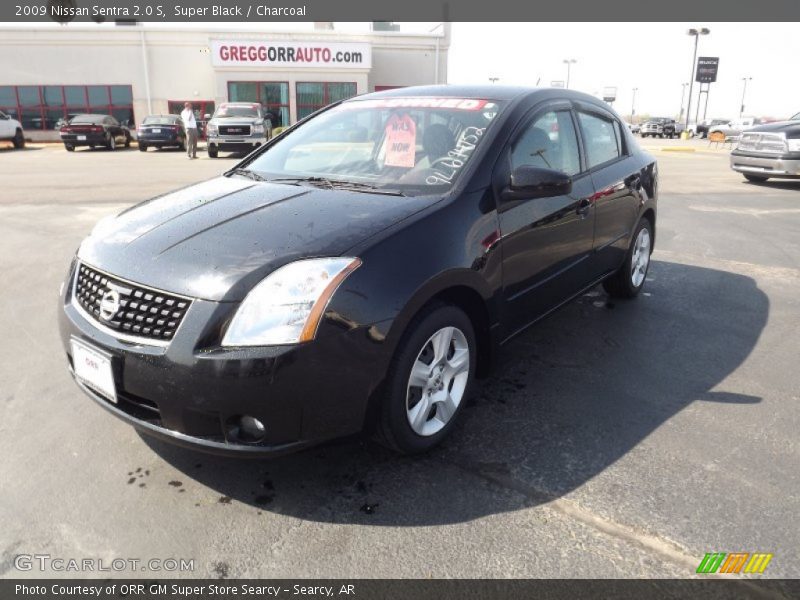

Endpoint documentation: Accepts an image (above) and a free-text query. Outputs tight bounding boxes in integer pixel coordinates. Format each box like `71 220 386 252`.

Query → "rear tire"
12 128 25 149
744 174 769 183
603 217 653 299
138 144 147 152
106 133 115 151
124 134 131 148
64 144 74 152
375 304 476 454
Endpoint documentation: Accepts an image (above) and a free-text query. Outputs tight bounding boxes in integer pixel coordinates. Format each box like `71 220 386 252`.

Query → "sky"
3 21 797 121
447 23 800 122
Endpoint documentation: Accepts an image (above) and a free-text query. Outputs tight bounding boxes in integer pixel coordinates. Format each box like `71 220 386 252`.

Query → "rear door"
496 102 596 339
574 105 641 276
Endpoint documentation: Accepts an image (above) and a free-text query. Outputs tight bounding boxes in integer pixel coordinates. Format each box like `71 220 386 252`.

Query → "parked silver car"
730 112 800 182
206 102 272 158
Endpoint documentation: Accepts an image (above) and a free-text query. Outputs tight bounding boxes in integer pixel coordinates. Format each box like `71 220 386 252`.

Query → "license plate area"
152 128 161 133
77 135 87 141
70 338 117 403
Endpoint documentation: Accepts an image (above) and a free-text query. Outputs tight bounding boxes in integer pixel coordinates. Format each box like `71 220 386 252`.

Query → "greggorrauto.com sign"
210 40 372 69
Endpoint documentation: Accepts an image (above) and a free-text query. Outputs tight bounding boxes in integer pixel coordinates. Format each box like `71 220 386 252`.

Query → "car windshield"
70 115 104 124
791 112 800 121
143 116 178 125
243 97 504 195
215 105 260 118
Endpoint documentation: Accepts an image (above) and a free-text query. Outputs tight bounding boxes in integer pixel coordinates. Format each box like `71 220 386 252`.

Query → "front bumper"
58 261 391 456
730 152 800 178
207 134 267 153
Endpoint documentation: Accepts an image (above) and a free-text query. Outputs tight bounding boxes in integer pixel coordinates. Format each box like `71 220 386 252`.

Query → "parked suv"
730 112 800 182
206 102 272 158
0 110 25 149
640 118 678 138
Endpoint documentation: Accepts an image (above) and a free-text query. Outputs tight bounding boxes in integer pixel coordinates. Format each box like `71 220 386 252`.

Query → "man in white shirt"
180 101 197 159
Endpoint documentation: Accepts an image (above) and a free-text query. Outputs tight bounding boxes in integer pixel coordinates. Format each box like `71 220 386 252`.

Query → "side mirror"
505 166 572 200
204 113 211 119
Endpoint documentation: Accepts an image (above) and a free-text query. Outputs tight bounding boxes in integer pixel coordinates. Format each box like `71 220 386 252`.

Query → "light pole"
630 87 638 124
740 77 752 117
563 59 577 89
679 82 688 120
684 27 710 132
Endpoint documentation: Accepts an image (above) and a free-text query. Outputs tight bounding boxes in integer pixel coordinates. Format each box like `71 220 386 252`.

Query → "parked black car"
59 86 657 457
137 115 186 152
59 114 132 151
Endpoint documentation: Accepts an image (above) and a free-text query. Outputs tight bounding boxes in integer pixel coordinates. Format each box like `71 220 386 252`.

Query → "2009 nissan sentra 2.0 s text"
59 85 658 457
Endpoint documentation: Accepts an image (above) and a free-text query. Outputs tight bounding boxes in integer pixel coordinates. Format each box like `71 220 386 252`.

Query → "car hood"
78 176 435 302
747 120 800 136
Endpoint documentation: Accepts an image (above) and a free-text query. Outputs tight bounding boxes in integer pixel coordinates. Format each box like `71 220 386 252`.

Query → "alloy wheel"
630 227 651 288
405 326 470 436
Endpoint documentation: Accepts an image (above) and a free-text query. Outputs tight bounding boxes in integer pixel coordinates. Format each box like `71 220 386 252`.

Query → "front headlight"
207 124 218 135
221 257 362 347
788 138 800 152
252 124 264 134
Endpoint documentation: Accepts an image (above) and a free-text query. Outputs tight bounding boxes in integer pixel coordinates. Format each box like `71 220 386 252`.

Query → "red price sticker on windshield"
384 114 417 168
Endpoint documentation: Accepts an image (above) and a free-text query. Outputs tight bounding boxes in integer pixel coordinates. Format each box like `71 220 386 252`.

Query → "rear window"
143 116 179 125
70 115 104 124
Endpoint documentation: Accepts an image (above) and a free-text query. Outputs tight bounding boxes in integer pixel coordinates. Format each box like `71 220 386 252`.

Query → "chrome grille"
219 125 251 136
737 132 788 154
73 263 191 343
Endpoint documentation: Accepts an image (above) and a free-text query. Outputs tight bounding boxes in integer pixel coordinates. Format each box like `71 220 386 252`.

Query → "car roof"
354 84 604 105
72 113 110 119
144 114 179 118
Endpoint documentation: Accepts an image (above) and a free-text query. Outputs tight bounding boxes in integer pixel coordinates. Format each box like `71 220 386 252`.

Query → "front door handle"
576 198 592 216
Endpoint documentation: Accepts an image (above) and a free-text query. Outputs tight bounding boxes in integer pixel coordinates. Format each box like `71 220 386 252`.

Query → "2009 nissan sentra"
59 85 658 457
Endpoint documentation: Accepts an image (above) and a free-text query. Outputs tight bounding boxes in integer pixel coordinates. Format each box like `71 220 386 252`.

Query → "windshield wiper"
267 177 405 196
228 168 266 182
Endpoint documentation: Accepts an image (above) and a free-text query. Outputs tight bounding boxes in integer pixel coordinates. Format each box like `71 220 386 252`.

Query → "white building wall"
0 25 450 140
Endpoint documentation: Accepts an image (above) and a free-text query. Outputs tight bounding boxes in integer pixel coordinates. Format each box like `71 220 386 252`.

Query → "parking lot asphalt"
1 138 798 579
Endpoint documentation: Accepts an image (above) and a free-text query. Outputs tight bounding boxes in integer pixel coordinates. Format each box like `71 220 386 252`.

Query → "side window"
511 110 581 176
578 111 622 169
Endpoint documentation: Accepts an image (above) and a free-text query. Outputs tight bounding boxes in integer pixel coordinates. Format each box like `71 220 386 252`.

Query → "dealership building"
0 22 450 140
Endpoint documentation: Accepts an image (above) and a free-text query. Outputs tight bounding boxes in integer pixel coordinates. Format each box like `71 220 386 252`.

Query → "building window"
296 82 357 121
0 85 134 130
228 81 289 128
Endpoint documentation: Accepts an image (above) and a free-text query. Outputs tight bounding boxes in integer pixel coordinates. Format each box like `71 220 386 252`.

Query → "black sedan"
137 115 187 152
59 114 131 151
59 86 657 457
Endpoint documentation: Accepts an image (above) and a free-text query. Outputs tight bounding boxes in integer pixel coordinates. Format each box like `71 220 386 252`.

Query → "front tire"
603 217 653 299
12 128 25 149
124 134 131 148
208 146 218 158
376 304 476 454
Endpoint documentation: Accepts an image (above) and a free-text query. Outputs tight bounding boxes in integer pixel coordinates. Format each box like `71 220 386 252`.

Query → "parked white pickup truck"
0 110 25 148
